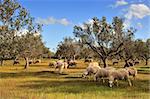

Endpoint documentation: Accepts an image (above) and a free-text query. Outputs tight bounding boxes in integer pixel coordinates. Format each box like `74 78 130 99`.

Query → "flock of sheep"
52 59 137 88
82 62 137 87
14 58 138 87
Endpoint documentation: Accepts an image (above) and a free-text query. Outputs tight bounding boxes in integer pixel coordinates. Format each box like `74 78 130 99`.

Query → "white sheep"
82 62 101 79
54 60 68 74
94 67 116 83
108 69 132 87
125 67 137 79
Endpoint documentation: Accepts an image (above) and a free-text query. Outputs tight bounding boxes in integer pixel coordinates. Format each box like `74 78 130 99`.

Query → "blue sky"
18 0 150 52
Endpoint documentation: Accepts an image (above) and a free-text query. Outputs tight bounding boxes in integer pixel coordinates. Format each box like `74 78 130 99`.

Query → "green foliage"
56 37 80 59
0 0 46 67
73 16 136 67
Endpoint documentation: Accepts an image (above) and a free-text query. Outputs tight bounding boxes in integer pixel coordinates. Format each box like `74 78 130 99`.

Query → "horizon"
18 0 150 52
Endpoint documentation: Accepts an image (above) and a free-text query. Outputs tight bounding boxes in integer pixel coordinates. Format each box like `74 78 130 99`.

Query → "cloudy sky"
18 0 150 52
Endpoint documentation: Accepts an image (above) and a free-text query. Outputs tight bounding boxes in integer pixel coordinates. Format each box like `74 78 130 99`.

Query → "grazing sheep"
89 62 99 67
55 60 68 74
63 61 68 69
94 67 116 83
108 69 132 87
34 59 41 64
68 59 77 67
29 60 33 64
134 61 139 65
84 59 93 63
13 60 20 65
112 59 119 65
134 60 140 65
49 61 56 67
125 67 137 78
113 61 118 65
82 62 101 78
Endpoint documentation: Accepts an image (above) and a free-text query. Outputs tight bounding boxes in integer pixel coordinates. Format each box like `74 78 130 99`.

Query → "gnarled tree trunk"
24 57 29 69
0 59 3 66
102 58 107 68
145 59 148 65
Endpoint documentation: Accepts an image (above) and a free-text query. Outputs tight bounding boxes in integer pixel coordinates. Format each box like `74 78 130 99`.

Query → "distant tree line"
56 17 150 67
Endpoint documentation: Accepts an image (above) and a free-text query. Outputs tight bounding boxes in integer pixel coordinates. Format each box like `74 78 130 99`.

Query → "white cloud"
124 4 150 28
115 0 128 7
36 17 71 26
124 20 131 29
109 0 128 8
59 18 70 26
125 4 150 19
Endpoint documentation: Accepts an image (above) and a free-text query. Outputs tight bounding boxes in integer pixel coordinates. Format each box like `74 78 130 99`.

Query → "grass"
0 59 150 99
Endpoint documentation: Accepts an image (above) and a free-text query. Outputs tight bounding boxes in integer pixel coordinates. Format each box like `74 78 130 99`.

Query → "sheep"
94 67 116 83
134 59 140 65
113 61 118 65
108 69 132 87
134 61 139 65
112 59 119 65
13 60 20 65
88 62 99 67
84 59 93 63
49 61 56 67
125 67 137 78
54 60 68 74
34 59 41 64
67 59 77 67
82 62 101 79
29 60 33 64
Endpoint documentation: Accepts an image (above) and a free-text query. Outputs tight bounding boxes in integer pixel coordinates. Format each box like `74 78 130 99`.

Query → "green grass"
0 60 150 99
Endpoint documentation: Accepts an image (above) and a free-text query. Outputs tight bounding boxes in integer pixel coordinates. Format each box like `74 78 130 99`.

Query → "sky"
18 0 150 52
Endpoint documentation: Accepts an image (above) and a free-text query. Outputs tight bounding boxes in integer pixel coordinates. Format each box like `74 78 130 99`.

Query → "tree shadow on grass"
0 70 68 79
17 77 150 94
1 70 149 94
19 79 108 94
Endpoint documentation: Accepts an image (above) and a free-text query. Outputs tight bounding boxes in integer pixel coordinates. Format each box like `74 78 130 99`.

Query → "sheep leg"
93 76 97 82
109 80 113 88
114 79 118 87
127 78 132 86
109 76 114 87
102 78 105 83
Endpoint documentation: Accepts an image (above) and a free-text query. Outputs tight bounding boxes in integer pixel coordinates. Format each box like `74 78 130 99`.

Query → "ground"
0 59 150 99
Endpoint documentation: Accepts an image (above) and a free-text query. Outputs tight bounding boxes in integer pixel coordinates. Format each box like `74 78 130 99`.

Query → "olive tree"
73 17 135 67
134 39 150 65
56 37 80 60
0 0 43 67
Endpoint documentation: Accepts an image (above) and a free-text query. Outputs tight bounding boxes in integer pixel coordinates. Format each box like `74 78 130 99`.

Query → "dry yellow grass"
0 59 150 99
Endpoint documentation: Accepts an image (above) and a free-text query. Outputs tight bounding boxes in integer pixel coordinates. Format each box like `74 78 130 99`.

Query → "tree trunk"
102 58 107 68
73 55 76 61
124 60 129 68
24 57 29 69
145 59 148 65
0 59 3 66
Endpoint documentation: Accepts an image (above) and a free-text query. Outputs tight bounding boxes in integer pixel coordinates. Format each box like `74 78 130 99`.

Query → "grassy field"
0 59 150 99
